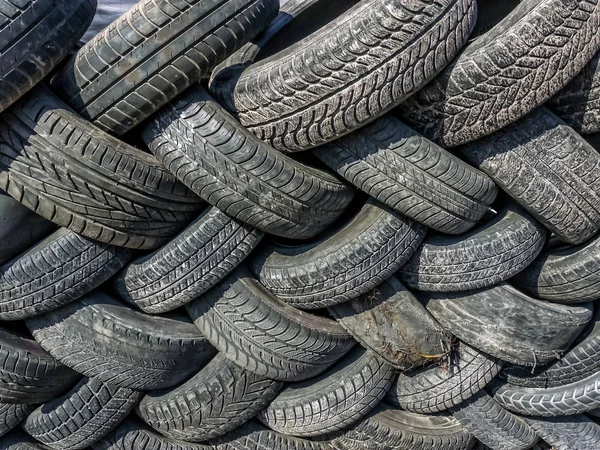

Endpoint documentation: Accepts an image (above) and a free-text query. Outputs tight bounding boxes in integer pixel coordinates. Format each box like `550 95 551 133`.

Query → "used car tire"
210 421 321 450
0 430 46 449
0 403 34 438
524 415 600 450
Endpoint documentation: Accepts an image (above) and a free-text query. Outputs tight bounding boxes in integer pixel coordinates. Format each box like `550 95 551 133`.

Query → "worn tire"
249 198 425 309
22 377 142 450
524 415 600 450
387 342 503 414
214 0 477 152
210 421 321 450
0 430 46 449
114 207 262 314
0 403 34 437
313 114 497 234
0 0 96 113
142 85 353 240
51 0 279 136
397 0 600 147
398 201 547 292
26 292 216 391
137 353 283 442
0 85 202 250
457 107 600 245
185 266 355 382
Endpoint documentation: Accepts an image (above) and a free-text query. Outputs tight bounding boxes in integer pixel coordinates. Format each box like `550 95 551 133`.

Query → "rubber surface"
0 430 46 449
524 415 600 450
0 403 34 438
211 421 321 450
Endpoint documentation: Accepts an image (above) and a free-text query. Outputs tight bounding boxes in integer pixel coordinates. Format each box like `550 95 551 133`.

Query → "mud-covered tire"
0 403 34 438
457 107 600 245
398 202 547 292
0 85 202 250
249 198 425 309
313 114 497 234
0 0 96 114
524 415 600 450
26 292 216 391
185 266 355 382
398 0 600 147
214 0 477 152
137 353 283 442
387 342 503 414
114 207 262 314
22 377 142 450
51 0 280 136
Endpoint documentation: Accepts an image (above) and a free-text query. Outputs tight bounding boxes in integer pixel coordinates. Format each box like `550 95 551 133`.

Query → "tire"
26 292 216 391
0 430 46 449
328 276 450 371
313 114 497 234
0 228 132 320
249 198 425 309
0 0 96 114
0 85 202 250
327 402 474 450
213 0 477 153
142 85 353 240
210 421 321 450
456 107 600 245
114 207 263 314
137 353 283 442
397 0 600 147
398 201 547 292
22 377 142 450
524 415 600 450
548 50 600 134
451 390 539 450
0 403 34 438
50 0 280 136
185 266 355 382
387 342 503 414
258 347 395 437
419 283 594 366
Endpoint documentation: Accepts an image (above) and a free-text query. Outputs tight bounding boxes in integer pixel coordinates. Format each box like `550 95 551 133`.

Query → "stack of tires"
1 0 600 448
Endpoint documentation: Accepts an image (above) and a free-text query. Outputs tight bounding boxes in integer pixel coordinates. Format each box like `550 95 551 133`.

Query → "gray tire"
210 421 321 450
0 403 34 438
524 415 600 450
0 430 46 449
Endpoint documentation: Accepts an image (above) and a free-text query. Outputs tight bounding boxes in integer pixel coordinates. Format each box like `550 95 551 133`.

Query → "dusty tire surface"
0 403 34 438
210 421 321 450
0 430 47 449
524 415 600 450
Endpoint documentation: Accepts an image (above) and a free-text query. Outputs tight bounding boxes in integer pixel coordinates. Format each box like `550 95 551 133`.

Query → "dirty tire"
249 198 425 309
329 276 450 371
114 207 262 314
524 415 600 450
22 377 142 450
137 353 283 442
185 266 355 382
0 403 34 438
0 430 46 449
51 0 280 136
0 228 132 320
314 114 497 234
0 85 202 250
398 202 547 292
210 421 321 450
26 292 216 391
451 390 539 450
0 0 96 114
457 107 600 245
214 0 477 152
259 347 395 437
419 283 594 366
387 342 503 414
398 0 600 147
142 85 353 240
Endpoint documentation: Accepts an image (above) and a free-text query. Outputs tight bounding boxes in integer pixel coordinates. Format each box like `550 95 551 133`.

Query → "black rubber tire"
329 276 450 371
313 114 497 234
210 421 321 450
142 85 353 240
114 207 262 314
258 346 395 437
387 342 503 414
327 402 474 450
26 292 216 391
524 415 600 450
457 107 600 245
137 353 283 442
0 0 96 114
249 198 425 309
51 0 280 136
548 50 600 135
451 390 539 450
185 266 355 382
213 0 477 153
397 0 600 147
419 283 594 366
0 228 132 320
22 377 142 450
398 201 547 292
0 430 46 449
0 403 34 438
0 85 202 250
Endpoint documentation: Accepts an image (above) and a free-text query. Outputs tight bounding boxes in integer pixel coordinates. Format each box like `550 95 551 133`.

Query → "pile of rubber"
2 0 600 449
